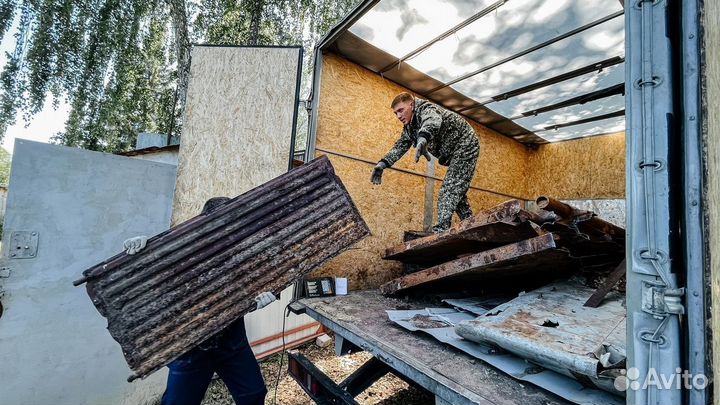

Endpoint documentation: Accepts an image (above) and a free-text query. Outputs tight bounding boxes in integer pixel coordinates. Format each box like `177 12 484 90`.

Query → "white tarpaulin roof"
329 0 625 143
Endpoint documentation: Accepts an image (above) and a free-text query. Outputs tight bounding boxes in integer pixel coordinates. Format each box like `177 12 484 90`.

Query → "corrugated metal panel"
74 155 369 381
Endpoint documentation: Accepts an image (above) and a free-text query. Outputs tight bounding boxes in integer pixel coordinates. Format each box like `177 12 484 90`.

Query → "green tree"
0 0 360 152
0 148 10 185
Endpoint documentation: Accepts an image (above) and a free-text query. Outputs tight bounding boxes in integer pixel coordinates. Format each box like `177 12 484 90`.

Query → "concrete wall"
136 132 179 149
0 140 177 405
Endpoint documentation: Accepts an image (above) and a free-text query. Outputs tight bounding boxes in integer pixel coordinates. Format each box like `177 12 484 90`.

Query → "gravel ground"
198 334 434 405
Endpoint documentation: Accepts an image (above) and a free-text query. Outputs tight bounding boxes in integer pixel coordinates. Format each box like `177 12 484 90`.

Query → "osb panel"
316 53 428 174
309 154 425 289
172 46 300 224
316 53 530 197
526 132 626 199
705 0 720 401
313 53 627 288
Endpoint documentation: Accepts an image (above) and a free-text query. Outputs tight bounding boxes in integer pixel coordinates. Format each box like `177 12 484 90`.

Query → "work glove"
123 235 148 255
254 291 277 310
370 161 387 185
415 137 431 163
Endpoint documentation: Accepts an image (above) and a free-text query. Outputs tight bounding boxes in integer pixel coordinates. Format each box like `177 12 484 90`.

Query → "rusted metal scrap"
583 259 627 308
74 155 369 381
380 233 579 296
535 196 625 241
454 280 626 395
533 196 625 267
384 200 542 266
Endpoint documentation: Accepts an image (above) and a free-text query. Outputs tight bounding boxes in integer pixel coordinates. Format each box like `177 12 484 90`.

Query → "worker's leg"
161 350 214 405
455 193 473 220
214 340 267 405
434 149 478 233
203 317 266 405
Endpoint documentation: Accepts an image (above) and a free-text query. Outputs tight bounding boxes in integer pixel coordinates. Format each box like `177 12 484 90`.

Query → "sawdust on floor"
199 334 434 405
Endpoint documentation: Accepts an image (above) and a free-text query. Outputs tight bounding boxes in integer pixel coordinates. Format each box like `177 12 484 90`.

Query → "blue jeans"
161 319 267 405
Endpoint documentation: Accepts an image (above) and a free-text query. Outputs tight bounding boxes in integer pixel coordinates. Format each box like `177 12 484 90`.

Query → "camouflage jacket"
381 98 479 167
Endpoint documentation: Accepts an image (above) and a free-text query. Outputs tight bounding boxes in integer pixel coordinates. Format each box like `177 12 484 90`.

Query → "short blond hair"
390 92 414 108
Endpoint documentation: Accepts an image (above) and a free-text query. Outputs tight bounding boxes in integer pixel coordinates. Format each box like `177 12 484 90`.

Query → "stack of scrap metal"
387 280 626 403
74 156 369 381
380 197 625 296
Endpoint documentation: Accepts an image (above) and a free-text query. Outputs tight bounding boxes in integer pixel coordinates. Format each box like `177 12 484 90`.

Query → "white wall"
0 140 177 405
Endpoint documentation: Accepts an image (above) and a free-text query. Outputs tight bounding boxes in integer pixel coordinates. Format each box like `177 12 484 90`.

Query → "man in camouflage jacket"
371 92 480 233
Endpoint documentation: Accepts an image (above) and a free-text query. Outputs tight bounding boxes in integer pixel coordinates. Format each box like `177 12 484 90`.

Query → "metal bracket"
641 281 685 319
335 335 363 356
8 231 39 259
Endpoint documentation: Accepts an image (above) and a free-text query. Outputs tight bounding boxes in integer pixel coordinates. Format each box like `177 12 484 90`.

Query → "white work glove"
123 236 148 255
254 291 277 310
414 137 431 163
370 161 387 185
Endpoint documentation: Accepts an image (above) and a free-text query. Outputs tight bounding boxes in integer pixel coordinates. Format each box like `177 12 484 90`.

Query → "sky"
0 21 69 154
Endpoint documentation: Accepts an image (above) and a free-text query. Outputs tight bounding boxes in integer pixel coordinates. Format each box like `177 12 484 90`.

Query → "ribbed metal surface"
75 155 369 381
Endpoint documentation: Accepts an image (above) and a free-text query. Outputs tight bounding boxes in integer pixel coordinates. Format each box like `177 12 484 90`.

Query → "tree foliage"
0 147 10 184
0 0 359 152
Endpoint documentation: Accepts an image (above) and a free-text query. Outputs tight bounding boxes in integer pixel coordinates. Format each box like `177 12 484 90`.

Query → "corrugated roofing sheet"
75 156 369 381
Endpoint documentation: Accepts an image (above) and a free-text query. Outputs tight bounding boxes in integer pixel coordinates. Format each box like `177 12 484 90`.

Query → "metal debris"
383 200 542 265
380 233 579 295
454 280 626 394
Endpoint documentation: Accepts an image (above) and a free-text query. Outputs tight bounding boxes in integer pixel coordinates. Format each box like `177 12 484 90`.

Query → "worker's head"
201 197 231 215
391 92 414 126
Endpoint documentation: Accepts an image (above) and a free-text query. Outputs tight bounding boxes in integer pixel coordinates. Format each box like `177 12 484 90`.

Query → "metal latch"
8 231 39 259
642 281 685 319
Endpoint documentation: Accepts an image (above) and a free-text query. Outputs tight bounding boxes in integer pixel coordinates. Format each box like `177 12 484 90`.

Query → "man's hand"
415 137 431 163
370 161 387 185
123 236 148 255
254 291 277 310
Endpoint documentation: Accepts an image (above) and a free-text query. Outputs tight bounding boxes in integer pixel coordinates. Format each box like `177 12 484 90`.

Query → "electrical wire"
272 303 291 405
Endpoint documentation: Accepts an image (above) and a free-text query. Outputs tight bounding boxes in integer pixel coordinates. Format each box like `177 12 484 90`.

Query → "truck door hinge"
642 281 685 319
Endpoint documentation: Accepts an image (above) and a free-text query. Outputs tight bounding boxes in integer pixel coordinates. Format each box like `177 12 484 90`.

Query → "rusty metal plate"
8 231 39 259
384 200 542 265
380 233 579 296
75 156 369 381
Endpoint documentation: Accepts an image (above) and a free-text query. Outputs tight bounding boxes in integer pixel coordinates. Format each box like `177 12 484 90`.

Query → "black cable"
272 303 291 405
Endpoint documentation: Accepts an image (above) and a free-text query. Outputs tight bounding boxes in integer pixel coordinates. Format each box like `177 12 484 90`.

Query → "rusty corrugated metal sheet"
74 155 369 381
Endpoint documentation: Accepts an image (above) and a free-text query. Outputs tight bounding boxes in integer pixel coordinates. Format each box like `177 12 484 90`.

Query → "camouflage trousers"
433 146 479 233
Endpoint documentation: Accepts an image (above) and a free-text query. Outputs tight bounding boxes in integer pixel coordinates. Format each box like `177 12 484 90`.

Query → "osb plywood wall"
313 53 628 289
313 53 530 289
527 132 626 199
309 155 426 288
172 46 300 224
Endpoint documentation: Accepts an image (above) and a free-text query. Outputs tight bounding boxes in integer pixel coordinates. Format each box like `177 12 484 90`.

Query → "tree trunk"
167 0 190 130
248 0 264 45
